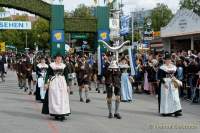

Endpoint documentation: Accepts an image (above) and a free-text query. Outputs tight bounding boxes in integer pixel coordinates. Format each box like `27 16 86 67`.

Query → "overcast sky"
61 0 180 14
9 0 181 15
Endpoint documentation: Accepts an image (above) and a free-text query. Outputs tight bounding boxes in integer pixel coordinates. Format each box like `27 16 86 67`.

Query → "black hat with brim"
164 52 171 60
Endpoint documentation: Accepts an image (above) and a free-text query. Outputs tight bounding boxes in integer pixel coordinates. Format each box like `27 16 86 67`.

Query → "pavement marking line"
26 95 60 133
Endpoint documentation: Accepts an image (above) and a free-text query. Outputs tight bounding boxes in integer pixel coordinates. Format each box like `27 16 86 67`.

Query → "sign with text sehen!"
0 21 31 30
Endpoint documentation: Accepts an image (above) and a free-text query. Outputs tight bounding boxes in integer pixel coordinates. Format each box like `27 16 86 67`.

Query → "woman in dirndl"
157 52 182 117
120 63 133 102
42 53 70 121
35 57 48 102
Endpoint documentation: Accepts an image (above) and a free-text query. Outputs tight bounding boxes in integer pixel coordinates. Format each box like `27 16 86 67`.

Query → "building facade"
161 9 200 53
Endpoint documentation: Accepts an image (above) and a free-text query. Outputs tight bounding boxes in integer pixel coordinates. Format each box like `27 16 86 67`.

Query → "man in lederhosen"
105 60 122 119
20 55 28 91
76 55 91 103
26 58 34 95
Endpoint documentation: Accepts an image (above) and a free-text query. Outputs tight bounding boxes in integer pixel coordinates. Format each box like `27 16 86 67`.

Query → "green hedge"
0 0 51 20
64 17 97 33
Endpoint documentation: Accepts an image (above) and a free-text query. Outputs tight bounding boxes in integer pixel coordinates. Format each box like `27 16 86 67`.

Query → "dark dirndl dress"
42 90 49 115
35 84 41 101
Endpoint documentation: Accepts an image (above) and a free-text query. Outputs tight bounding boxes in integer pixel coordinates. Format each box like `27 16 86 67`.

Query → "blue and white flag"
120 16 131 35
128 47 136 76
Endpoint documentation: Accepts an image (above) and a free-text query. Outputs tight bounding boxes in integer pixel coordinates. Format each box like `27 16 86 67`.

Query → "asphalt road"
0 71 200 133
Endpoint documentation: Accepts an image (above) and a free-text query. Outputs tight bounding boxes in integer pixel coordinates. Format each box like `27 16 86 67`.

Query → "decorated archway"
0 0 99 56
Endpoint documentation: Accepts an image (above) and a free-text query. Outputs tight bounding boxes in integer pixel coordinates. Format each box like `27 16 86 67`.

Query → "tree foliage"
151 3 173 31
73 4 94 18
31 18 50 49
180 0 200 15
0 7 5 12
0 15 50 51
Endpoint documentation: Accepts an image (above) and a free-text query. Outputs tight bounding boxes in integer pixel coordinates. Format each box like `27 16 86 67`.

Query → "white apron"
38 77 46 100
49 75 70 115
160 64 182 114
37 63 48 100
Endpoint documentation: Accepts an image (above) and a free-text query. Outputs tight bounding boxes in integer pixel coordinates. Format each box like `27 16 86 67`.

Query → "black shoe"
103 91 106 94
60 116 65 121
161 114 172 117
80 98 84 102
24 88 28 92
55 116 59 120
28 92 32 95
128 100 132 102
86 99 91 103
114 113 122 119
98 90 100 93
108 113 113 119
174 112 182 117
70 91 73 95
96 88 98 91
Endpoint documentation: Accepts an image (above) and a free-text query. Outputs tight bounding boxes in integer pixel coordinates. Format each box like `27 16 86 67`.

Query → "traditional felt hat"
164 52 171 60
